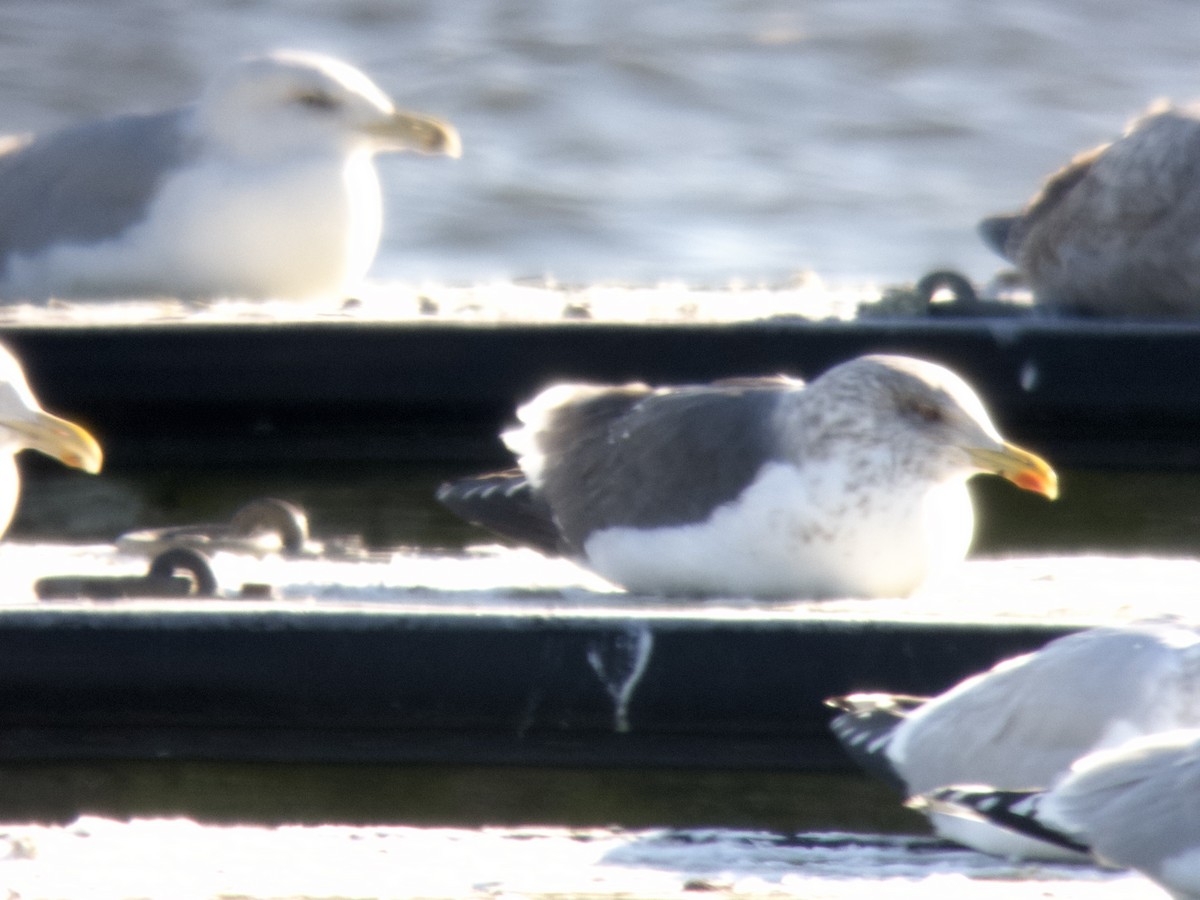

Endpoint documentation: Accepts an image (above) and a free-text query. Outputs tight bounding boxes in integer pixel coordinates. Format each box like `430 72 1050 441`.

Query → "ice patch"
0 818 1155 899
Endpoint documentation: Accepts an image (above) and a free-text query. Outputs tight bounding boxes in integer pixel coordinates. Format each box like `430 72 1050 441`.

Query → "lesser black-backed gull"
437 354 1057 598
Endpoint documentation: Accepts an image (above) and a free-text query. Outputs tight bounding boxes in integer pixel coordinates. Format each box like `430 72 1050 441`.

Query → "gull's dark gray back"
0 107 196 270
536 381 786 550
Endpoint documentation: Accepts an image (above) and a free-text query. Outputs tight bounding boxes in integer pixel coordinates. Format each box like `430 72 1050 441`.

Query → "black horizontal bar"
1 317 1197 470
0 602 1074 769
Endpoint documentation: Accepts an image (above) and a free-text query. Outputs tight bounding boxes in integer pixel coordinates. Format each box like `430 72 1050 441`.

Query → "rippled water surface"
1 0 1198 285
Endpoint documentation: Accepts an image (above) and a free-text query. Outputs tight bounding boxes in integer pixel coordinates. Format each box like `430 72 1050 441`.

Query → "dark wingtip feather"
830 696 931 796
978 214 1019 259
824 693 929 716
436 470 566 556
912 786 1090 856
827 696 917 794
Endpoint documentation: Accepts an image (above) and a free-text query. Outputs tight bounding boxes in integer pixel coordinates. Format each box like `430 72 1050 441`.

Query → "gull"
0 343 103 533
917 729 1200 898
981 100 1200 317
437 354 1057 598
0 50 461 301
828 621 1200 859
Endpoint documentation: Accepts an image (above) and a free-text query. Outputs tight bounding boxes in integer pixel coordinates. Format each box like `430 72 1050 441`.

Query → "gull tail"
825 693 928 793
436 469 565 556
910 786 1090 856
978 215 1020 259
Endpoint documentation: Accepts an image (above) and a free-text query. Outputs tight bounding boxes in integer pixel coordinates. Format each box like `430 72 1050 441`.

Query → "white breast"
4 150 382 300
581 459 975 598
0 453 20 537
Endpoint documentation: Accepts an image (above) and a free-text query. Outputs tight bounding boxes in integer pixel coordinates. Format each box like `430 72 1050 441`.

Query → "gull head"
801 355 1058 500
0 348 102 476
0 345 102 538
196 50 461 162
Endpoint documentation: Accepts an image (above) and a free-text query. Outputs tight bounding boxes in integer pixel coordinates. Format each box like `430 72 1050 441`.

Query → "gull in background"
982 100 1200 317
0 50 460 302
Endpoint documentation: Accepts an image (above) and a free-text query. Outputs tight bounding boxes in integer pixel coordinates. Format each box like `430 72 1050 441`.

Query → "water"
1 0 1198 286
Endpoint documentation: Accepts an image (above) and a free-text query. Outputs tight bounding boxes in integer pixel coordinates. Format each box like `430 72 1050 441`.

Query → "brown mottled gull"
982 100 1200 316
437 354 1057 598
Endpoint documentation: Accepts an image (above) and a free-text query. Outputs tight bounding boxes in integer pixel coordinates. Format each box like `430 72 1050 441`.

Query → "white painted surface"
0 818 1163 900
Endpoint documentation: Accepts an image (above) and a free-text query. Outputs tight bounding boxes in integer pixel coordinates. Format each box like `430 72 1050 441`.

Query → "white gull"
0 50 460 302
917 728 1200 898
830 621 1200 859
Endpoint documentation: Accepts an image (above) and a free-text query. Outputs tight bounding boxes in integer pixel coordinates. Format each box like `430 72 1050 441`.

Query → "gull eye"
296 90 338 112
903 398 944 424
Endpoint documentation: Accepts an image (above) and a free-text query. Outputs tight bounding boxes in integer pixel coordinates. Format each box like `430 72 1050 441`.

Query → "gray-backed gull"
438 354 1057 598
831 621 1200 859
917 727 1200 897
0 50 460 301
